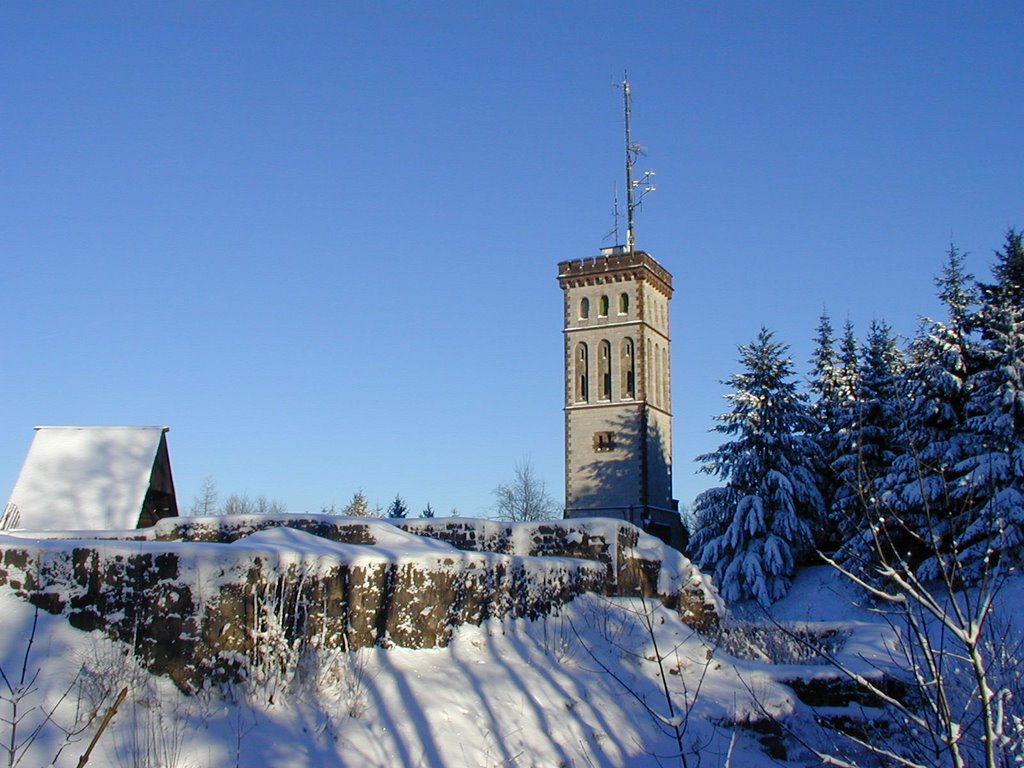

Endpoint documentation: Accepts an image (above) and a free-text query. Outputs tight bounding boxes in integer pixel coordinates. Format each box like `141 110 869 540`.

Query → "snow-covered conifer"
882 246 979 578
981 228 1024 306
831 320 906 549
806 311 845 544
387 493 409 518
692 328 823 605
949 277 1024 579
342 490 373 517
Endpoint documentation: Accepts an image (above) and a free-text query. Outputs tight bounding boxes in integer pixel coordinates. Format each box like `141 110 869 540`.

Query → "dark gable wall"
138 433 179 527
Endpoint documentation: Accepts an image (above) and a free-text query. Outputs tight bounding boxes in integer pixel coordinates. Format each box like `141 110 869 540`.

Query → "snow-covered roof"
3 426 174 532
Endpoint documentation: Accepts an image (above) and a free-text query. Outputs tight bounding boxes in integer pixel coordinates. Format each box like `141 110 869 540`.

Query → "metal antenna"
603 182 621 244
618 73 655 255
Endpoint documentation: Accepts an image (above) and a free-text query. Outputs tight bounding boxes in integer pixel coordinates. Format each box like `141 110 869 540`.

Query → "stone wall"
394 516 718 629
0 515 719 690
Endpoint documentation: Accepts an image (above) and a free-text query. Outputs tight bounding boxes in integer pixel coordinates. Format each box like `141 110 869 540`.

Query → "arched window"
619 292 629 315
662 345 670 408
599 295 609 317
620 338 635 399
654 343 663 407
579 297 590 319
598 340 612 400
646 339 652 402
575 342 589 402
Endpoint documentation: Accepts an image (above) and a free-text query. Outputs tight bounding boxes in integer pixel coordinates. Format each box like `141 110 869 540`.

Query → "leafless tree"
187 476 219 517
570 597 720 768
815 520 1022 768
0 609 110 767
219 493 286 516
492 460 558 522
779 453 1024 768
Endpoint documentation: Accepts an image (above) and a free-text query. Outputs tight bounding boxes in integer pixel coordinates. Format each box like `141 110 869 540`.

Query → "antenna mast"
603 182 621 245
619 73 655 255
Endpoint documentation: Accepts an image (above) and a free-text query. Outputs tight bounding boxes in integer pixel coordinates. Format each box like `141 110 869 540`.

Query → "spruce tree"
806 310 844 544
692 328 823 605
881 246 978 578
950 264 1024 579
981 228 1024 306
387 493 409 518
342 490 372 517
837 319 861 402
831 320 906 551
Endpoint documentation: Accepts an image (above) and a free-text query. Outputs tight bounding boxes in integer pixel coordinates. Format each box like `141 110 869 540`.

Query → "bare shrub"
0 609 107 767
713 621 847 665
571 597 718 768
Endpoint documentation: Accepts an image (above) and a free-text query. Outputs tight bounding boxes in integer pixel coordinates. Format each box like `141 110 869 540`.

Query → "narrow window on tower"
654 342 662 407
662 346 670 409
599 295 609 317
580 297 590 319
621 338 635 399
598 340 612 400
575 342 589 402
646 339 652 402
619 292 629 315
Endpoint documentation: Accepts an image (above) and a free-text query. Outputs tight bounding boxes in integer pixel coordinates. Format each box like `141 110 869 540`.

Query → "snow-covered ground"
1 561 1018 767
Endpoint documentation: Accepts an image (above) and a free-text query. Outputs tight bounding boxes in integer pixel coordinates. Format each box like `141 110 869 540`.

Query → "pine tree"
949 268 1024 579
981 228 1024 306
387 493 409 518
342 490 372 517
806 310 844 544
882 246 978 578
837 319 861 403
831 320 906 549
691 328 823 605
808 311 842 435
421 503 436 518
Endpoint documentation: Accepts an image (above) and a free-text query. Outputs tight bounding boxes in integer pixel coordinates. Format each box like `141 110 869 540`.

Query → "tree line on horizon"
189 459 555 523
189 477 454 521
691 229 1024 605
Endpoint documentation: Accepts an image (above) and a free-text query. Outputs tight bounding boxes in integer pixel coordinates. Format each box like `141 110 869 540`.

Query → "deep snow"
0 562 934 768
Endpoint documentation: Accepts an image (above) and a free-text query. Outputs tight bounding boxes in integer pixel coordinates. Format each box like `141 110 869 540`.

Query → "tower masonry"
558 245 685 549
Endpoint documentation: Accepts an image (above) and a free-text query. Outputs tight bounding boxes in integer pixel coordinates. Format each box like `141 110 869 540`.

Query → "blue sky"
2 2 1021 518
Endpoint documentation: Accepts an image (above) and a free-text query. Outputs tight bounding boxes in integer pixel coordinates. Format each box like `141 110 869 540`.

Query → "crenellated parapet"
557 249 673 298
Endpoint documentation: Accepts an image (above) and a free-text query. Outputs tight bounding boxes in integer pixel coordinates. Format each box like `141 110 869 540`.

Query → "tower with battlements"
558 246 684 548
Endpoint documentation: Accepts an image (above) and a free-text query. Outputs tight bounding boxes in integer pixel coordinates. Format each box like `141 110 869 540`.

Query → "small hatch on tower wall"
593 431 616 453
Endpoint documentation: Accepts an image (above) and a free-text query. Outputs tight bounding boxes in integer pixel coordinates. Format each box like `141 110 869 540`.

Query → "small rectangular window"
593 431 615 453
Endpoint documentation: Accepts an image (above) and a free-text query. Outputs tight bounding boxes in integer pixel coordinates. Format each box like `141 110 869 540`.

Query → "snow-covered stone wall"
394 516 720 627
0 514 719 690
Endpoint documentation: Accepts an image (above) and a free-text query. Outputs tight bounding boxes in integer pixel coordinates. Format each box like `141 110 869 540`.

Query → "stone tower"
558 245 684 548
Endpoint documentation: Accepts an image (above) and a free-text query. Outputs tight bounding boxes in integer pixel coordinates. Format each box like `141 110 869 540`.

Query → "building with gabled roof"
2 426 178 532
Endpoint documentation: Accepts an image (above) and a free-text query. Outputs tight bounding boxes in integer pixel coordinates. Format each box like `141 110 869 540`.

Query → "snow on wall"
138 513 721 621
396 516 723 625
0 514 721 690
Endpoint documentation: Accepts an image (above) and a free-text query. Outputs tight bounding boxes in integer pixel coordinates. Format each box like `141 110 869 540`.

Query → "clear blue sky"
2 2 1021 518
